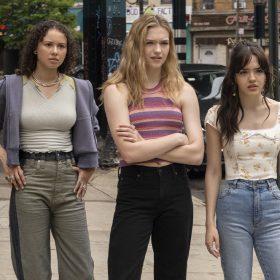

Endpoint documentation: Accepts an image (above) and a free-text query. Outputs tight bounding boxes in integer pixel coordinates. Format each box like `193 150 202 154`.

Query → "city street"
0 167 264 280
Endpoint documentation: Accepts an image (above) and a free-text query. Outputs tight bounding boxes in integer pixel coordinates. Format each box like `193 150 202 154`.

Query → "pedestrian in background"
0 20 99 280
205 40 280 280
102 14 203 280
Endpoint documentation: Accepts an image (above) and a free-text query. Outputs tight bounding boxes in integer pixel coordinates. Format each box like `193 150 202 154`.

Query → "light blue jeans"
216 179 280 280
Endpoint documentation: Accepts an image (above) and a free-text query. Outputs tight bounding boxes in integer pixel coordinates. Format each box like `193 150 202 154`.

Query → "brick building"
191 0 279 65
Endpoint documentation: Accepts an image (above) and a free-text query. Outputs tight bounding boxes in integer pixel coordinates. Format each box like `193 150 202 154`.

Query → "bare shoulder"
182 81 195 92
177 82 198 105
103 82 129 101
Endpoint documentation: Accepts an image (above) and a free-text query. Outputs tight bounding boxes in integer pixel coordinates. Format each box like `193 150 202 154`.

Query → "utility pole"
268 0 279 101
253 0 266 47
84 0 126 167
172 0 186 64
235 0 240 42
139 0 144 15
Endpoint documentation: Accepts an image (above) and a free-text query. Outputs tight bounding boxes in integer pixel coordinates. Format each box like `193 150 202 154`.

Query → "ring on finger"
5 175 14 183
82 185 87 190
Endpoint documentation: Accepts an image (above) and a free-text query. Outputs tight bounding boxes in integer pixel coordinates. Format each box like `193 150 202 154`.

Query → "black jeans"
108 163 193 280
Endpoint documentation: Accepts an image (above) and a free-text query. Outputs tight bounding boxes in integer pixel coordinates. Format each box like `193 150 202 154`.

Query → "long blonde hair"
101 14 185 107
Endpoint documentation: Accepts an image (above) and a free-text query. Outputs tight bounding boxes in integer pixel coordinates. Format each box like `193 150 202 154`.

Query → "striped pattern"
174 29 186 63
120 83 183 167
129 83 183 140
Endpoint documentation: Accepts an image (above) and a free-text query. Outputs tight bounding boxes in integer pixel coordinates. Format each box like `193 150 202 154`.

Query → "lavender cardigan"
0 74 99 168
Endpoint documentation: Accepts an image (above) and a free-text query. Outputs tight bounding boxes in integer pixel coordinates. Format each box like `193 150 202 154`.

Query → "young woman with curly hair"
0 20 99 280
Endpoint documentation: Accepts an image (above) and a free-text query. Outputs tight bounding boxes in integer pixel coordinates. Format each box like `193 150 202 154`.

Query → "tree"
0 0 77 49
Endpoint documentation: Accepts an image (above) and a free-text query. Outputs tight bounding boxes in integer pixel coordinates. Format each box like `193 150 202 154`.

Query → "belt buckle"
56 151 61 161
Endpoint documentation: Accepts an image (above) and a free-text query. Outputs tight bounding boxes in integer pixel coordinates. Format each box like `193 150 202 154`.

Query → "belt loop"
171 163 178 176
36 160 41 170
136 166 142 178
56 151 60 161
267 179 276 191
232 179 238 189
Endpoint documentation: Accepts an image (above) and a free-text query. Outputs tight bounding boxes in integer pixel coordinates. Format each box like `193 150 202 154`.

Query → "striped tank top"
120 82 183 166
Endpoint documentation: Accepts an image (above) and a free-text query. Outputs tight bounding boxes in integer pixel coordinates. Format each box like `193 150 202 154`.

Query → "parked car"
180 64 226 174
70 65 84 79
180 63 226 126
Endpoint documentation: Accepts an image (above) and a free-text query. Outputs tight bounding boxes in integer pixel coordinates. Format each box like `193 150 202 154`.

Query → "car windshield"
185 71 225 98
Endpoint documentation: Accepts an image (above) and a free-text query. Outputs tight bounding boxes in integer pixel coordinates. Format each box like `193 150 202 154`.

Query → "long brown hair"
101 14 185 106
217 40 271 144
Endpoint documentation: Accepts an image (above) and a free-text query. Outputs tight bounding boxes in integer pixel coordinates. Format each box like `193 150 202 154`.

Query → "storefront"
190 12 270 65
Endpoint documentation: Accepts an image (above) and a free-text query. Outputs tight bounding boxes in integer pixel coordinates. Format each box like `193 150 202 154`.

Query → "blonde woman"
102 14 203 280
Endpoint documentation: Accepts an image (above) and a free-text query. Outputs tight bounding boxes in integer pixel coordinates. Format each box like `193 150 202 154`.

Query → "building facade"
191 0 279 65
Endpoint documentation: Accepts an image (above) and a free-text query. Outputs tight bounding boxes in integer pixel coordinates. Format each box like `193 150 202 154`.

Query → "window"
202 0 214 10
161 0 172 4
233 0 247 9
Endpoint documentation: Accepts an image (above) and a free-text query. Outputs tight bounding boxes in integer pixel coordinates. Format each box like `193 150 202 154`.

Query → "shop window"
202 0 214 10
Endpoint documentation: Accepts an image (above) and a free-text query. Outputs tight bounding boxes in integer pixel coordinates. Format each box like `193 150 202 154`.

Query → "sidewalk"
0 168 263 280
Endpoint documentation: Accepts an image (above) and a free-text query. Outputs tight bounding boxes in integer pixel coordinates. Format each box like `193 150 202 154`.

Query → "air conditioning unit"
234 2 247 9
202 3 214 9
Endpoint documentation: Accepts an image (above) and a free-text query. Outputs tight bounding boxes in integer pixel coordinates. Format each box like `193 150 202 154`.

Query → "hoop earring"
34 51 37 55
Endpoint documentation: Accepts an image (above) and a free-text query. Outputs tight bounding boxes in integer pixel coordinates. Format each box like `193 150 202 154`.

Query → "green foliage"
0 0 79 49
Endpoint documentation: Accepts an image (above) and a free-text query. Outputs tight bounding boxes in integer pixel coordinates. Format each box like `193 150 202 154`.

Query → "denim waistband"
19 150 74 161
226 178 277 189
119 163 187 177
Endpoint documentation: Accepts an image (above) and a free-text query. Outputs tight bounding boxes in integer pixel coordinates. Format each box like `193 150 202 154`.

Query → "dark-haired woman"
205 40 280 280
0 20 98 280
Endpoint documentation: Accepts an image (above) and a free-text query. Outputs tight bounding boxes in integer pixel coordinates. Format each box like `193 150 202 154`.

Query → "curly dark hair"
19 20 79 76
217 40 271 144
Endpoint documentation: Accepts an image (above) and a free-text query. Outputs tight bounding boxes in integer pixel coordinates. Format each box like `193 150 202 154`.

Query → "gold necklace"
32 72 60 87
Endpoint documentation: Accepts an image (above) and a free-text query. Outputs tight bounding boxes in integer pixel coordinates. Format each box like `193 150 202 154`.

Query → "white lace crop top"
205 104 280 180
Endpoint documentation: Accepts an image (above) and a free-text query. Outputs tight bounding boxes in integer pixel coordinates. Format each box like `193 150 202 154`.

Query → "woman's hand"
5 165 26 191
205 224 220 258
116 124 144 142
73 167 96 200
1 146 25 190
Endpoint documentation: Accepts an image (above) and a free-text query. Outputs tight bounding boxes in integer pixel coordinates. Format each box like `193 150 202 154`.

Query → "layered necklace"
32 72 61 87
